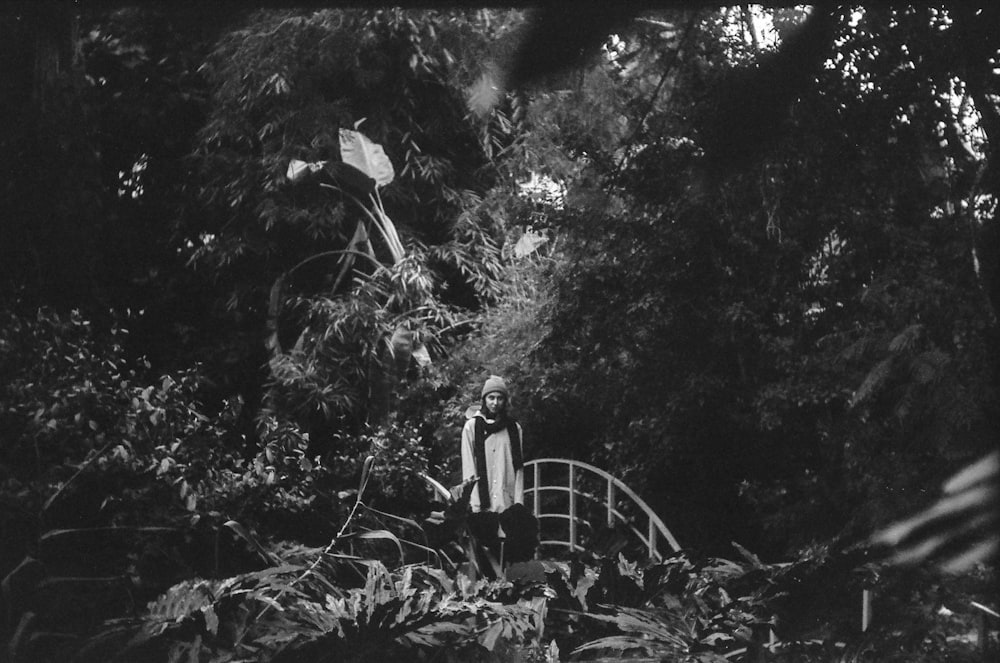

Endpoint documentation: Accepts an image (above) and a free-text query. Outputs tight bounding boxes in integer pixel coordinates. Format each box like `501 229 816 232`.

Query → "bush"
0 308 441 545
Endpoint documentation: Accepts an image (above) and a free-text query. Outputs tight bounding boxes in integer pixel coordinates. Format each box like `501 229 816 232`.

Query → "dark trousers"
468 504 538 575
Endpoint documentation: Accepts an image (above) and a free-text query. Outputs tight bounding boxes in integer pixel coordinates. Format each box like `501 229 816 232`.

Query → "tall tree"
456 5 999 555
184 8 521 439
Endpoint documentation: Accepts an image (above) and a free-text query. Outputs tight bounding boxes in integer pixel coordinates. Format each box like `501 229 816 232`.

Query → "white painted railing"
524 458 681 560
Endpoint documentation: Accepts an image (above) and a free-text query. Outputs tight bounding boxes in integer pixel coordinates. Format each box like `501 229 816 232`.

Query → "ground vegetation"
0 4 996 661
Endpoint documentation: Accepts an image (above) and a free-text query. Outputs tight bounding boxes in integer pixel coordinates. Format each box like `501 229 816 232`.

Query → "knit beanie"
481 375 509 399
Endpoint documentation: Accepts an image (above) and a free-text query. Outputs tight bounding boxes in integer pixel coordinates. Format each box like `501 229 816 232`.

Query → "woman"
461 375 535 570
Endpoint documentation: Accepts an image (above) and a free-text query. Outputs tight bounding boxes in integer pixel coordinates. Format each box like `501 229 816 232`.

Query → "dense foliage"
434 5 999 557
0 3 997 662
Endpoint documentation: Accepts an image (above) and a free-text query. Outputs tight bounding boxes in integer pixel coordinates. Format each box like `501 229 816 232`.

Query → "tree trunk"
30 2 81 109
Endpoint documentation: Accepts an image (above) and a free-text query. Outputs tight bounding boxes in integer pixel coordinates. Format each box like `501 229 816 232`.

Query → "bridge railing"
524 458 681 561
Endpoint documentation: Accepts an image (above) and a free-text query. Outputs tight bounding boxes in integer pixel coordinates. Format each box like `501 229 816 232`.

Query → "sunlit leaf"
286 159 326 182
343 528 405 561
513 229 548 258
339 129 394 188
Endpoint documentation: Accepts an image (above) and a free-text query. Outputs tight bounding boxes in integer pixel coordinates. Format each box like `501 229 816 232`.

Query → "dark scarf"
473 413 523 511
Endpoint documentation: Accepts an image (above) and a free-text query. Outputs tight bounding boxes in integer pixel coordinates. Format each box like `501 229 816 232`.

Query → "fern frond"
144 578 221 636
851 355 896 408
888 323 923 353
839 332 887 362
573 605 688 652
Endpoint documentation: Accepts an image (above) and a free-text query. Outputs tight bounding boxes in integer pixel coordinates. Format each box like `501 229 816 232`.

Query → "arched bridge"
424 458 680 560
525 458 681 561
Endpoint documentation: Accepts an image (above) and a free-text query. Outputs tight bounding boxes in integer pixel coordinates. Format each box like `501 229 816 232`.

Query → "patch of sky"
517 172 566 209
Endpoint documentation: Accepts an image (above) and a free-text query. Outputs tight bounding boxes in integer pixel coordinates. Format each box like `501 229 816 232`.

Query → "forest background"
0 2 997 661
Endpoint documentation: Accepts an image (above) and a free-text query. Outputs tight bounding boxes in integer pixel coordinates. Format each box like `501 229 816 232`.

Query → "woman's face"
484 392 507 416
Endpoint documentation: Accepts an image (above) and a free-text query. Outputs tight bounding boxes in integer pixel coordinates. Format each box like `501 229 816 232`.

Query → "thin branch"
609 11 702 187
238 458 375 646
742 4 760 53
288 249 384 277
41 439 117 516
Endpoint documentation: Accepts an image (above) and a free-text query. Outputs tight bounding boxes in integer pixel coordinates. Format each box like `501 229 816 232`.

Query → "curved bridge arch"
525 458 681 561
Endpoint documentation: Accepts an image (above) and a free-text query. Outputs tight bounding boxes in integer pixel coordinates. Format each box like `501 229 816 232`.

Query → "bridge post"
568 463 577 552
606 479 615 528
532 463 540 519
